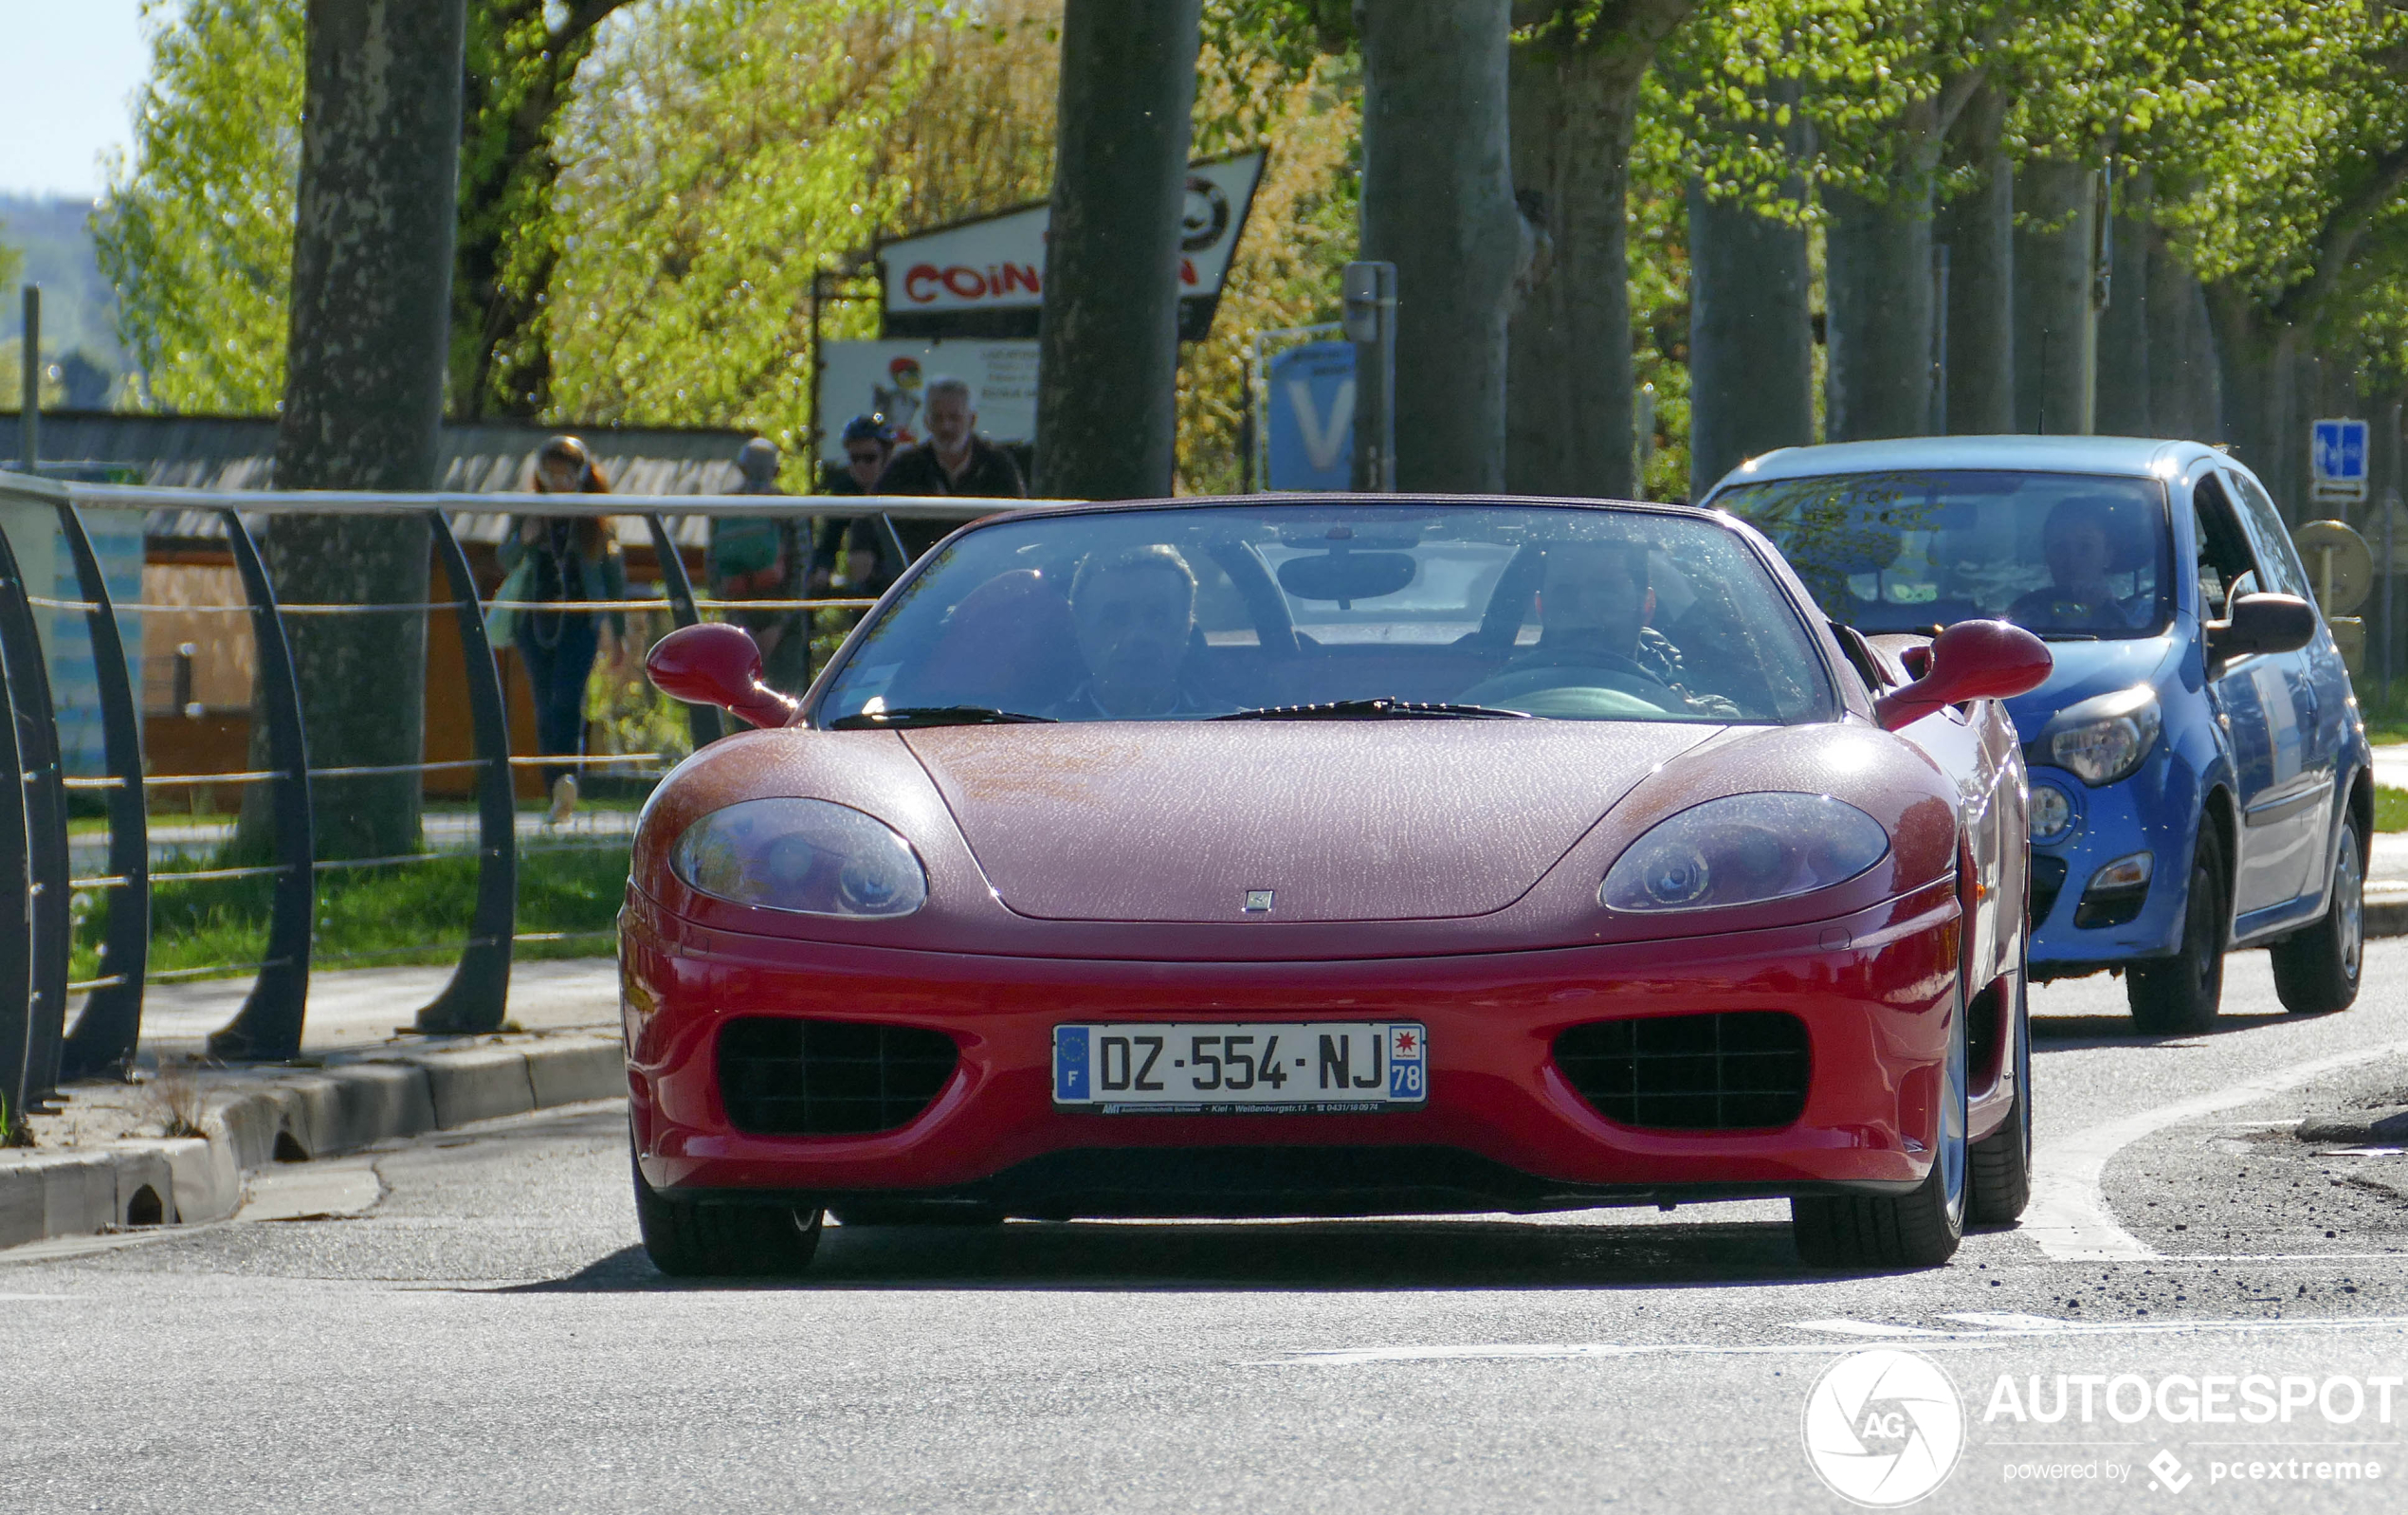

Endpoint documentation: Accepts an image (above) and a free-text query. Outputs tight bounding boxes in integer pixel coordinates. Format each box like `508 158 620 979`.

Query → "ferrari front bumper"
621 880 1964 1216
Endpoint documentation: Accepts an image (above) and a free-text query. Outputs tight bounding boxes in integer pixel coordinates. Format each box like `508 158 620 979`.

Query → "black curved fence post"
0 513 69 1107
644 513 722 746
0 523 39 1138
56 500 152 1080
206 509 315 1063
414 510 517 1034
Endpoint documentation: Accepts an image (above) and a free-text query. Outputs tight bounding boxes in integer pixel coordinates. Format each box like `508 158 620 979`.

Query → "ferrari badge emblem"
1243 889 1275 914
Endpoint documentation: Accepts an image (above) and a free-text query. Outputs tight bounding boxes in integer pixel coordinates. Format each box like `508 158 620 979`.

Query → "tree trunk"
241 0 465 864
1824 147 1938 443
2094 170 2151 436
2146 232 2218 440
1032 0 1202 500
2012 158 2095 435
451 0 626 420
2206 281 2291 512
1685 179 1814 495
1363 0 1520 493
1934 91 2013 435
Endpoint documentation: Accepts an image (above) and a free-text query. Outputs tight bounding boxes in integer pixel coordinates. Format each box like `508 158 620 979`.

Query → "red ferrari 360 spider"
624 495 2049 1274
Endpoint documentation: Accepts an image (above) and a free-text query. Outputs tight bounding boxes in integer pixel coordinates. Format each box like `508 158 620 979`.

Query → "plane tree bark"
2012 156 2096 436
1934 87 2014 435
1504 0 1697 499
237 0 466 863
1359 0 1523 492
1033 0 1203 500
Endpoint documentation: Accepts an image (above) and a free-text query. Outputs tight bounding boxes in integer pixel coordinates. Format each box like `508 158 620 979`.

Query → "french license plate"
1051 1022 1427 1113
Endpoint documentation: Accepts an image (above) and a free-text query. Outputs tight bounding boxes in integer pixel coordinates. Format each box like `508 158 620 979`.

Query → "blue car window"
2224 470 2315 601
1717 470 2174 641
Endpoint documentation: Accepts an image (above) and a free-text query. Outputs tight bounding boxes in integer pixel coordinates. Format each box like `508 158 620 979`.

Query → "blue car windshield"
1716 470 2175 641
816 502 1833 724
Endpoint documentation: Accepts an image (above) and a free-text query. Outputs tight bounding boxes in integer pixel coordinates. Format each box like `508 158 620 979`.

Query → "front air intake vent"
1552 1012 1810 1131
718 1017 959 1136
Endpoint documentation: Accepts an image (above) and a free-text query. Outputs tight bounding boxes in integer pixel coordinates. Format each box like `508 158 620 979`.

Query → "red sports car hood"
900 721 1723 923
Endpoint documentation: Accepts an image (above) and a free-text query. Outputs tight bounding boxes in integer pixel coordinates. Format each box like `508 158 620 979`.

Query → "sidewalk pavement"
3 958 621 1252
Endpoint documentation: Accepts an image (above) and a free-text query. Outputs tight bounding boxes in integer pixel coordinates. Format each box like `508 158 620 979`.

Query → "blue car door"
2190 472 2296 916
2221 466 2335 912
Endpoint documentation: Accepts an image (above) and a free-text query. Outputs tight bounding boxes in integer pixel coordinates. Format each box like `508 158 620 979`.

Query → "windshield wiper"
829 705 1058 729
1213 697 1529 721
2035 632 2102 643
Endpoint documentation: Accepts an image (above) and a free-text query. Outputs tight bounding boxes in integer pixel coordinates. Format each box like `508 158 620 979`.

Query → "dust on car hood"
901 720 1722 923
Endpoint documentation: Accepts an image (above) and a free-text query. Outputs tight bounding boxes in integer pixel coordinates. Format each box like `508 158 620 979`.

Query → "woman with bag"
490 435 625 824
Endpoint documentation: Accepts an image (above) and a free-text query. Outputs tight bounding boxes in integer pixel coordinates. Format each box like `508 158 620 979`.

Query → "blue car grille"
2029 855 2070 927
1552 1013 1811 1130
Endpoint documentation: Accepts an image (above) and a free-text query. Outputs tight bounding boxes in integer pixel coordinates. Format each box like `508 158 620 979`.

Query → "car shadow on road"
505 1214 1961 1294
2032 1011 2297 1049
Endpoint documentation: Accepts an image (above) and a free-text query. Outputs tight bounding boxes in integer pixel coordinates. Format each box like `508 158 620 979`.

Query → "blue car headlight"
2046 685 2162 786
670 797 927 917
1600 793 1890 912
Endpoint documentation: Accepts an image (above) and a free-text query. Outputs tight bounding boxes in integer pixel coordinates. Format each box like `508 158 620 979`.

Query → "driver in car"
1057 544 1218 719
2008 496 2152 631
1491 539 1738 716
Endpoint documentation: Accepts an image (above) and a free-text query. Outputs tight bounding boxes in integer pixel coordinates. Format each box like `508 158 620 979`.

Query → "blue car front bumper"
2027 750 2198 974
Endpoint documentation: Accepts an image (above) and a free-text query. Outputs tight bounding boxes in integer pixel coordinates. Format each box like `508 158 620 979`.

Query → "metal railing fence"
0 474 1049 1127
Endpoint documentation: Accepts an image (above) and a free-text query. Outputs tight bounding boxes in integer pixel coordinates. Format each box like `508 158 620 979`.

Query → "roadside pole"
16 287 35 471
1343 261 1397 493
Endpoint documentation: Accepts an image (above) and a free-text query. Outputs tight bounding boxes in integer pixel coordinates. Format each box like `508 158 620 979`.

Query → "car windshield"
816 502 1832 725
1715 470 2175 640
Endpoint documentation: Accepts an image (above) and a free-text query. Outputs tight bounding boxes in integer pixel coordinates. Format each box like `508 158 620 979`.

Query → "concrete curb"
0 1034 624 1251
2368 885 2408 940
2298 1108 2408 1145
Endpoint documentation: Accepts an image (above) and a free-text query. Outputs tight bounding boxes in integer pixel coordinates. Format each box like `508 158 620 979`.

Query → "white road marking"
1790 1319 1955 1337
1941 1311 2071 1330
1271 1313 2408 1367
2024 1039 2408 1262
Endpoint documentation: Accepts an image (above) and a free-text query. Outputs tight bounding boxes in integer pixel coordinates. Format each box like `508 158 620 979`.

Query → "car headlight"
2046 686 2162 786
1600 793 1890 913
669 797 927 917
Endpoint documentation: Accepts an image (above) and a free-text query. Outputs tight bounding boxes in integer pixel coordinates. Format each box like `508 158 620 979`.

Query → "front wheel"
632 1149 824 1278
2271 817 2364 1015
1793 985 1967 1269
2127 825 2228 1034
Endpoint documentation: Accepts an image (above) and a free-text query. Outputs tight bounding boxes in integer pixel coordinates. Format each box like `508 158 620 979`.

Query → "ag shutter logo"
1803 1349 1966 1506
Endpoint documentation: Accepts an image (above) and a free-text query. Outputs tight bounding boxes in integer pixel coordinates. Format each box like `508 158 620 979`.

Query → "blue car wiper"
1213 698 1529 721
829 705 1058 729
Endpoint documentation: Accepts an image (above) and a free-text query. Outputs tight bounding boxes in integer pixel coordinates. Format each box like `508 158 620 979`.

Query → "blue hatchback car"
1706 437 2369 1031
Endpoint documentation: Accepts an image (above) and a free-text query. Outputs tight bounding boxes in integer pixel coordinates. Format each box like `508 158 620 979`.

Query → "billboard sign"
879 151 1267 342
1263 340 1356 492
816 339 1038 467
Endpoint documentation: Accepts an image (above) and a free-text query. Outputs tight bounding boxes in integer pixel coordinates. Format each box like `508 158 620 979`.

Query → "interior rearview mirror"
2208 592 2317 666
1276 550 1418 604
646 623 799 730
1874 619 2052 732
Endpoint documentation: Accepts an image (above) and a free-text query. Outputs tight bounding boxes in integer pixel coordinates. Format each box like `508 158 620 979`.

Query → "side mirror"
645 623 800 730
1873 619 2052 732
2208 592 2316 666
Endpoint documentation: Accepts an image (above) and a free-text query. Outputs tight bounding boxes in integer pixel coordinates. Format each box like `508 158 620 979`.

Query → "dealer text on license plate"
1051 1022 1426 1113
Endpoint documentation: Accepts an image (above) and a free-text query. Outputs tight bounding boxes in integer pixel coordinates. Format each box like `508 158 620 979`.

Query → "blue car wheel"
2271 818 2365 1016
2128 825 2228 1034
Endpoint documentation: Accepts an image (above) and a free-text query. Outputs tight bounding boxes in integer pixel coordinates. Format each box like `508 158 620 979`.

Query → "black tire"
1794 985 1968 1269
632 1150 824 1278
2271 817 2364 1016
2126 825 2228 1034
1968 959 2032 1226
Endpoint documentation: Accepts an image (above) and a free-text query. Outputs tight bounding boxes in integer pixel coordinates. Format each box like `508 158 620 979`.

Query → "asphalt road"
14 949 2408 1511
